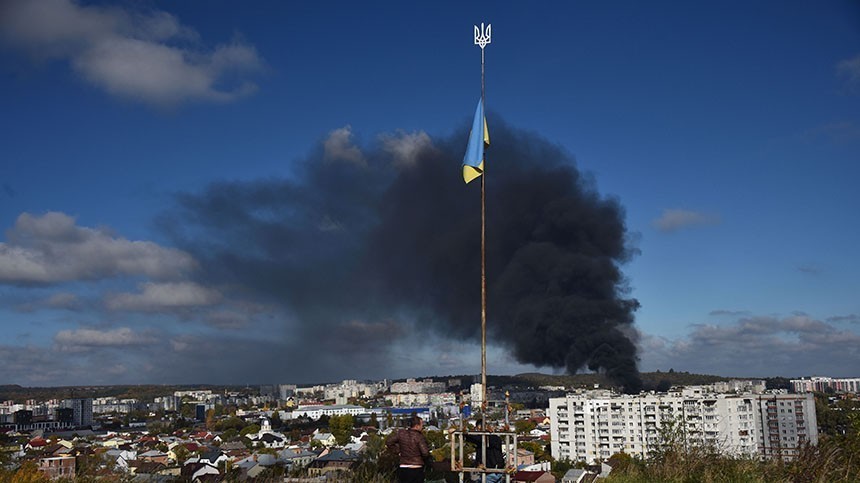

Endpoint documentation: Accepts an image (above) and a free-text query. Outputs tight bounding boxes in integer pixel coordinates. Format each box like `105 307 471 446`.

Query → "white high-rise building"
549 388 817 464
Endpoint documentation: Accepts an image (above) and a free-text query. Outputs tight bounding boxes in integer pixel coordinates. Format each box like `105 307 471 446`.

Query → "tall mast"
474 21 491 420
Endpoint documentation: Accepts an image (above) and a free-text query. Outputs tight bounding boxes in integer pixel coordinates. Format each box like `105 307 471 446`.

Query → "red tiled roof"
28 437 47 447
514 471 552 482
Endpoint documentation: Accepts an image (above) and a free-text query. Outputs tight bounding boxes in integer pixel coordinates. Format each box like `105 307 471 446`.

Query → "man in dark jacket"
386 415 431 483
465 422 505 483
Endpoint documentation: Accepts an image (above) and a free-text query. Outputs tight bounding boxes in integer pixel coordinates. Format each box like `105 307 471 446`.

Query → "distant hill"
0 384 247 403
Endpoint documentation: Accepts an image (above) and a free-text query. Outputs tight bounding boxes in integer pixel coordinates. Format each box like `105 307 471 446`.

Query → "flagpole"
474 22 491 424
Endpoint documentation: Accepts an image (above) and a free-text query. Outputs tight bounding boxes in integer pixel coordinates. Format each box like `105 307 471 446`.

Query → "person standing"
386 415 431 483
465 422 505 483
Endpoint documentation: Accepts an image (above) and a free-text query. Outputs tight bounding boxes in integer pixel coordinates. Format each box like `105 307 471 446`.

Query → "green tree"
173 445 190 464
425 430 447 451
214 416 245 432
551 458 575 481
329 414 355 446
271 411 283 429
240 423 261 437
514 419 536 435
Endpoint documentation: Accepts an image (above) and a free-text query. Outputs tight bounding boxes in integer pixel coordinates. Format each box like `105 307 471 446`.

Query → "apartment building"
549 388 817 464
791 376 860 394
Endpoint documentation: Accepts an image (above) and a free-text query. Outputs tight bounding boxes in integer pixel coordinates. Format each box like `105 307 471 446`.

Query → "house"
180 462 219 481
139 450 170 465
198 447 227 467
344 441 365 453
106 449 137 471
516 448 535 467
514 470 556 483
26 437 48 451
258 432 286 449
311 432 336 447
306 449 359 476
278 446 316 469
219 441 245 452
38 456 76 479
235 459 266 479
562 468 591 483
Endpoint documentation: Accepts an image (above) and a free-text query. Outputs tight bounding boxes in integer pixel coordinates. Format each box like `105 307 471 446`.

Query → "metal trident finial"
474 22 491 49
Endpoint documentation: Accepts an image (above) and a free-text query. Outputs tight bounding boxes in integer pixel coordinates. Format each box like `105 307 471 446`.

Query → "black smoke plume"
161 119 643 392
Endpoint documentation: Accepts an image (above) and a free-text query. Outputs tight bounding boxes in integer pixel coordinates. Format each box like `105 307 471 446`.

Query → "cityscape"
0 374 859 481
1 0 859 481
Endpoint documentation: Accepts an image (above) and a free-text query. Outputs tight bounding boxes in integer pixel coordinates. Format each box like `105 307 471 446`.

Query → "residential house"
181 462 219 482
26 437 48 451
106 449 137 472
311 432 336 447
258 432 287 449
38 456 76 479
198 447 228 467
235 459 266 479
139 450 169 465
516 448 535 467
561 468 591 483
278 446 316 469
513 470 556 483
306 449 359 477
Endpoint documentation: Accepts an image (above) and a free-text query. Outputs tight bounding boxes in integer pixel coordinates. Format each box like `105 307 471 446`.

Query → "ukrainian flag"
462 98 490 183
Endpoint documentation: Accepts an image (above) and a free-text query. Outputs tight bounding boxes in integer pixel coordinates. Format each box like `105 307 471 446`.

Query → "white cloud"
639 314 860 376
652 208 719 233
379 130 433 166
0 0 262 106
323 126 366 166
105 281 221 312
54 326 156 352
0 212 196 284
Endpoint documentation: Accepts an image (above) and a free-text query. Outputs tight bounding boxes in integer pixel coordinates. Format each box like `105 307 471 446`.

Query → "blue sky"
1 0 858 386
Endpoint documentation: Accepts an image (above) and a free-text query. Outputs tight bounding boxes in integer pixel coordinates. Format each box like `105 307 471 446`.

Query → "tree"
271 411 283 429
514 419 536 435
329 414 355 446
425 430 447 451
551 458 574 481
240 423 261 437
173 445 190 464
205 408 216 430
369 412 379 428
179 403 195 419
214 416 245 432
8 461 49 483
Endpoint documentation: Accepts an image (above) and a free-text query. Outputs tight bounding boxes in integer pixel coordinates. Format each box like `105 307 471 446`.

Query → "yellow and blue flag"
462 98 490 183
